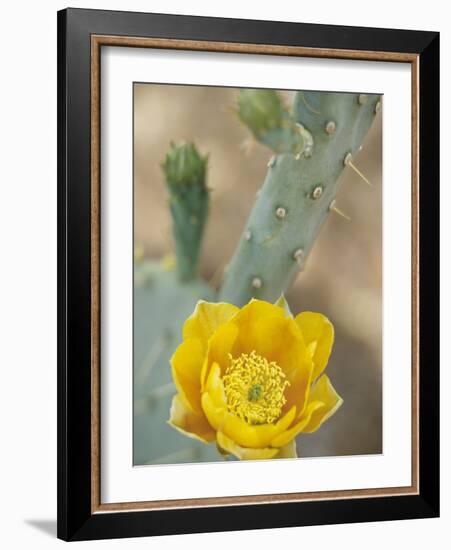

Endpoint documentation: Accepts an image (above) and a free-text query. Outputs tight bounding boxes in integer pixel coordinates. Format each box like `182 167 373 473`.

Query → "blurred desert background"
134 83 382 458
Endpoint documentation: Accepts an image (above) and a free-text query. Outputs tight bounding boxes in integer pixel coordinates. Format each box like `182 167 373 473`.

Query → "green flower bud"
161 142 210 282
162 142 208 190
237 89 287 138
237 89 305 155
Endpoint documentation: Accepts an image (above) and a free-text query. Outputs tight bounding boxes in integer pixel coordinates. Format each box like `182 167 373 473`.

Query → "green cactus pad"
134 260 219 465
220 91 381 306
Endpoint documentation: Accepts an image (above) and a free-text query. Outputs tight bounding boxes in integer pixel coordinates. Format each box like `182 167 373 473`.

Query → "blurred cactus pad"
134 88 381 465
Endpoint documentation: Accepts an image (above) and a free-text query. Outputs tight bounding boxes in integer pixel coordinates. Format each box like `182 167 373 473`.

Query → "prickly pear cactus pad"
132 82 383 465
133 259 219 464
220 90 381 306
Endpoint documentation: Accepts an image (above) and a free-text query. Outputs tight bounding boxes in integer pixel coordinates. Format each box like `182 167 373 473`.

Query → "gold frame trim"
90 35 420 514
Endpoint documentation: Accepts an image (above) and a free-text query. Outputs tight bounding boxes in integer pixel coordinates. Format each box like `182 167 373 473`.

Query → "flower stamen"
223 351 290 425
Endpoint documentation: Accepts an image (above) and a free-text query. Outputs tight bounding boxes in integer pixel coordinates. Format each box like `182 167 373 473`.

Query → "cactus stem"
325 120 337 134
251 277 262 289
275 206 287 219
311 185 323 200
295 123 314 157
299 91 321 115
262 233 276 244
343 152 353 166
358 94 368 105
244 229 252 241
267 155 276 168
293 248 305 265
329 199 351 221
344 153 372 186
220 91 380 306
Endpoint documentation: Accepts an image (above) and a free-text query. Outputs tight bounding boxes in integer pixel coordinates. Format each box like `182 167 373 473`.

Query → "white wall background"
0 1 448 548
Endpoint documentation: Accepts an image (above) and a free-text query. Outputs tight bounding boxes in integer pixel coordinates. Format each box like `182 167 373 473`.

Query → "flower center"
223 351 290 425
247 384 263 402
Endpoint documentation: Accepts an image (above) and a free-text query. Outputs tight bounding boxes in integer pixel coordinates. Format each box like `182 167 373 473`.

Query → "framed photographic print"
57 8 440 541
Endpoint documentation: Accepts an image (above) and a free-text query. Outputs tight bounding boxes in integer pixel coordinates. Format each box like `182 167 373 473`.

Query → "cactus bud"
237 89 305 155
162 141 208 190
162 142 209 281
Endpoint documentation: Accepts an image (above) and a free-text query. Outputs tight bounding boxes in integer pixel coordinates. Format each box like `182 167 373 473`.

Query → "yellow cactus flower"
168 298 343 460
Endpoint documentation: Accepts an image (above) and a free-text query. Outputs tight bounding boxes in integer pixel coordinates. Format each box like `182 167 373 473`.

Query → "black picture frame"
57 7 439 541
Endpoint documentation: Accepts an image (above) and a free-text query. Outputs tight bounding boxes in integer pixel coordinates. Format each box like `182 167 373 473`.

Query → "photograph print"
133 84 382 466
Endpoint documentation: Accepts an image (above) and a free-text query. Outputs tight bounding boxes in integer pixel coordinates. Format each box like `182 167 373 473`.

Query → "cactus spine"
162 142 209 281
220 90 381 306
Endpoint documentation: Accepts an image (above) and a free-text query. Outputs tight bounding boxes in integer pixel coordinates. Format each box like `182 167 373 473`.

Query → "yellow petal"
274 295 293 317
201 391 296 449
229 299 286 356
183 301 239 352
276 439 297 458
224 405 297 448
204 362 227 408
269 318 313 417
168 394 215 443
201 322 239 389
216 431 279 460
236 315 292 362
231 303 311 381
302 374 343 433
295 311 334 380
201 392 227 432
283 357 314 420
170 338 204 412
270 401 325 447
